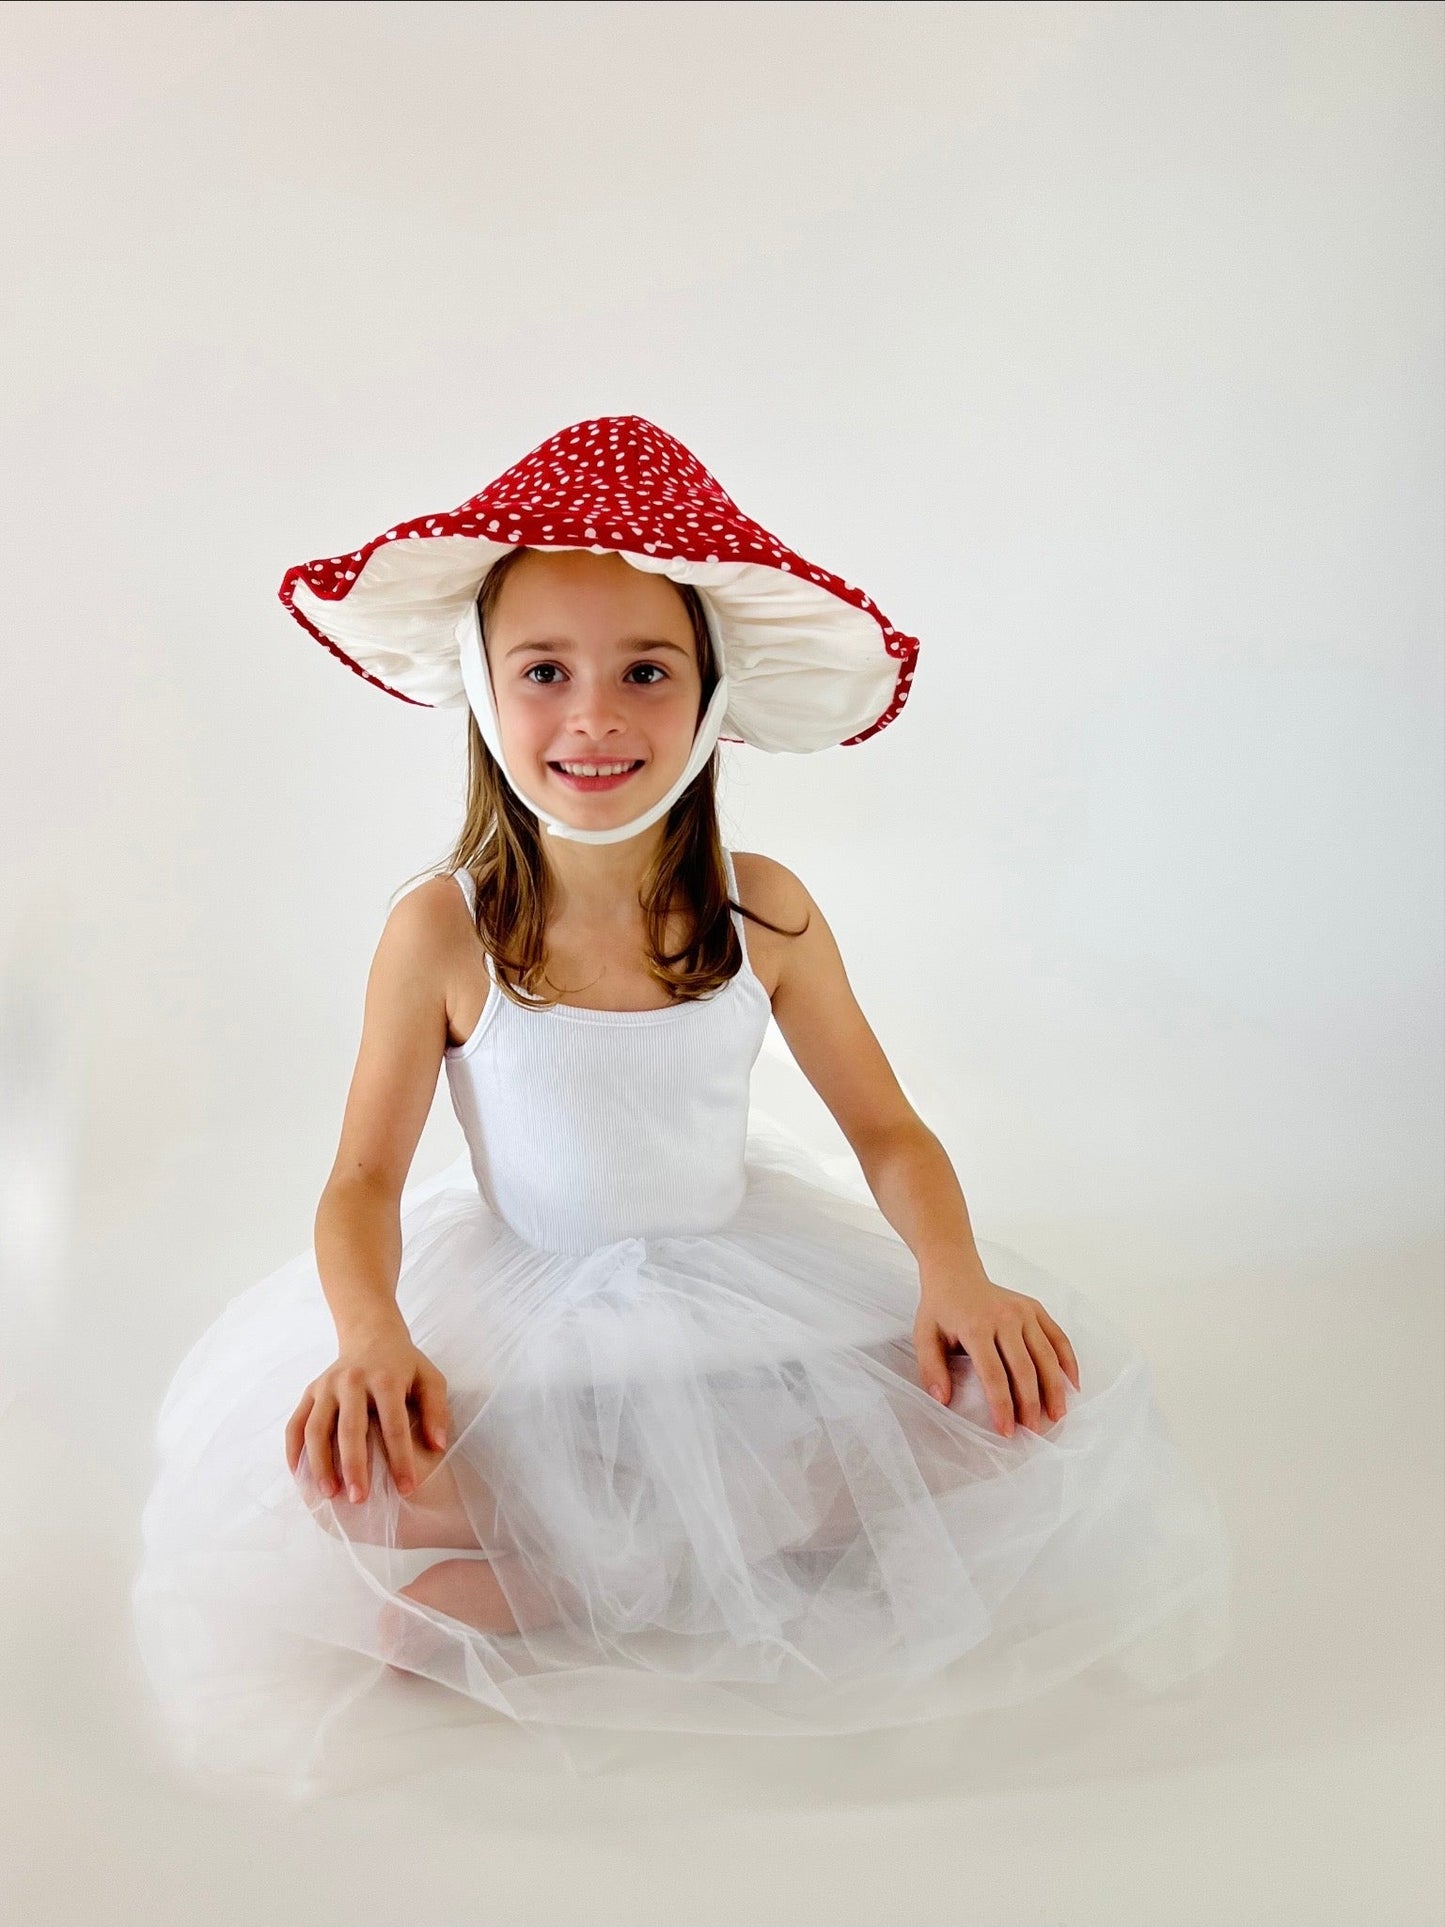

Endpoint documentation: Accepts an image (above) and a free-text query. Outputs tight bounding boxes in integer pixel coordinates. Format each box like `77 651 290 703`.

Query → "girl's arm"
312 879 456 1342
747 854 1080 1437
284 880 460 1504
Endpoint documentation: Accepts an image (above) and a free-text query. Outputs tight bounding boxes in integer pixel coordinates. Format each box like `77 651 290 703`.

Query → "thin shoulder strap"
451 869 497 982
721 846 748 944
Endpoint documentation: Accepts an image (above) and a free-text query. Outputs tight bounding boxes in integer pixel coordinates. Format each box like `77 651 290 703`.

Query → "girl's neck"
540 822 668 924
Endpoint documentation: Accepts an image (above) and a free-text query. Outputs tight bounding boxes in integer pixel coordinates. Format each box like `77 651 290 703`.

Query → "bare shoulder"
326 874 472 1198
397 869 473 924
384 872 486 1046
727 851 818 1003
378 872 473 959
729 850 810 922
363 874 475 1022
728 849 921 1155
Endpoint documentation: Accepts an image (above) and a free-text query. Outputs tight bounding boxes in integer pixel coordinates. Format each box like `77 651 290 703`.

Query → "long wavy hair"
403 545 807 1008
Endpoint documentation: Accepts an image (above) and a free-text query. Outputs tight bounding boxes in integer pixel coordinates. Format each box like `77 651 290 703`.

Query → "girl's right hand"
284 1321 450 1505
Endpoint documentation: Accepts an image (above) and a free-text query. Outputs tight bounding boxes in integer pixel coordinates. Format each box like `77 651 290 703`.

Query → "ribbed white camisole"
443 848 774 1256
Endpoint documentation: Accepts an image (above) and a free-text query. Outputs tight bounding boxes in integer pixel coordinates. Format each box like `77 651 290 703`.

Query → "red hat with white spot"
278 415 920 844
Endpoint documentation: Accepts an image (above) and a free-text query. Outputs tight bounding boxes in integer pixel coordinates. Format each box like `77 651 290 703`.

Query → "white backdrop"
4 2 1437 1298
0 7 1441 1922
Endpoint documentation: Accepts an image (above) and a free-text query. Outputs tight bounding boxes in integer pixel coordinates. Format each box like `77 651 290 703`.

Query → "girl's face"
484 550 706 825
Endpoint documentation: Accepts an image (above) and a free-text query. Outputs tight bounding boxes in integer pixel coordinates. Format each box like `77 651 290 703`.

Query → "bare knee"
399 1557 520 1635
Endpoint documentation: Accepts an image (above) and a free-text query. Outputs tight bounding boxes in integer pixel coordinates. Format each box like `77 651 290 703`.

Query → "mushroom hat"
278 414 920 842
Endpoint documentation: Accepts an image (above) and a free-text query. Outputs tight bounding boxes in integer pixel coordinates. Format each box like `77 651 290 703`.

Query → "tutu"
131 856 1233 1795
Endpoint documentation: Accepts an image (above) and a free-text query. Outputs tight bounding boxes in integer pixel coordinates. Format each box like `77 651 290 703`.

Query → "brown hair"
403 546 807 1008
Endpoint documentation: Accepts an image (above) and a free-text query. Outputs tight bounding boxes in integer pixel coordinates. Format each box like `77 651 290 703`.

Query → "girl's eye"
522 663 668 686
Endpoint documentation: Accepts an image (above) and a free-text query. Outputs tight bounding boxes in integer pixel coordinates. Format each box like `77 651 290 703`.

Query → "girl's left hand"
913 1270 1081 1436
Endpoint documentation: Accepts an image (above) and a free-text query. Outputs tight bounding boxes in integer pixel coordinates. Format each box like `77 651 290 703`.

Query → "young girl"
132 416 1231 1793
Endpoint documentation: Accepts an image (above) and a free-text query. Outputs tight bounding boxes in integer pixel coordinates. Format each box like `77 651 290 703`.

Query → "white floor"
2 1161 1441 1927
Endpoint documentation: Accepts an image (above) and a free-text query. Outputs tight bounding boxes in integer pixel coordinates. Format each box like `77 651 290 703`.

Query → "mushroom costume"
129 416 1234 1795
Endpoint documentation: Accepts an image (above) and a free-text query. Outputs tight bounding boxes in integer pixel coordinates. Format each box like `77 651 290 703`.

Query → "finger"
417 1369 451 1453
284 1392 314 1475
997 1320 1043 1430
1035 1308 1081 1390
336 1373 372 1503
955 1327 1015 1436
1023 1317 1071 1424
375 1380 417 1495
304 1389 340 1496
913 1318 952 1404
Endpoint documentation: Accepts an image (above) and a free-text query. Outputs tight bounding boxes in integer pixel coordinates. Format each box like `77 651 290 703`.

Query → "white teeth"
555 761 638 776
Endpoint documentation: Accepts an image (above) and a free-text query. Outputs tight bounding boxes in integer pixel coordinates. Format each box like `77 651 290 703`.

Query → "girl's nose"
562 679 631 734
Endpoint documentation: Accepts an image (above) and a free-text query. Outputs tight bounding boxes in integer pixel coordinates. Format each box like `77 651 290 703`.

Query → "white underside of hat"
288 538 897 756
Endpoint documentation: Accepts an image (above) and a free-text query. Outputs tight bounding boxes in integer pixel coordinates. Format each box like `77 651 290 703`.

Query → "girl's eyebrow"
503 636 693 660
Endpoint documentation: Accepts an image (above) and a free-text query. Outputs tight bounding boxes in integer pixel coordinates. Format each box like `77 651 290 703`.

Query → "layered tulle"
131 1118 1232 1794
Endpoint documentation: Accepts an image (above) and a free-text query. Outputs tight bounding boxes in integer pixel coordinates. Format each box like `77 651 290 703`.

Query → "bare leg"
377 1553 565 1675
400 1553 561 1635
308 1410 508 1552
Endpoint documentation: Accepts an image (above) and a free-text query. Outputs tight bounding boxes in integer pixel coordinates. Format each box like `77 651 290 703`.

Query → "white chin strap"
454 592 730 845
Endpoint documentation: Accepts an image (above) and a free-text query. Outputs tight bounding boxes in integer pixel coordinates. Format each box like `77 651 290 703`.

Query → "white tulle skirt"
131 1117 1232 1795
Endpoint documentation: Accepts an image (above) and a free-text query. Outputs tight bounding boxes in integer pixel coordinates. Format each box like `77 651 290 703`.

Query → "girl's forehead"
488 553 700 655
496 631 695 661
502 553 681 600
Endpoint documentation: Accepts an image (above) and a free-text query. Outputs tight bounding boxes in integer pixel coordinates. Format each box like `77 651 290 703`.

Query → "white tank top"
444 847 774 1255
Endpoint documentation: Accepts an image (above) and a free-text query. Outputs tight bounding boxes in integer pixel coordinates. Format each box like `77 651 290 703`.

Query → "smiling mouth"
547 759 646 791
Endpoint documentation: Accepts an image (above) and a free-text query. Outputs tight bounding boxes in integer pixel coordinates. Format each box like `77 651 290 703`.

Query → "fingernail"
397 1474 413 1495
320 1477 336 1497
348 1482 362 1503
929 1384 945 1401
